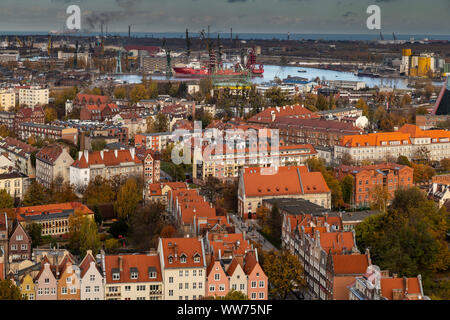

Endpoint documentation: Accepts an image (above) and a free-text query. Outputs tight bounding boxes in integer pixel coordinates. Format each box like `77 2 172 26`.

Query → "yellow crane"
16 36 24 48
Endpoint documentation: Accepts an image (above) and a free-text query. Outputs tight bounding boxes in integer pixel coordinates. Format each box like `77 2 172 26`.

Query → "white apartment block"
18 86 49 107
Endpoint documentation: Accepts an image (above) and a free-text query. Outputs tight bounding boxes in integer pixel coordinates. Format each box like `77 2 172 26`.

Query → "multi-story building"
247 105 319 126
0 111 15 132
0 171 28 200
0 138 37 176
57 255 81 300
0 89 16 111
79 250 105 301
136 148 160 184
238 166 331 219
135 132 172 152
193 144 318 182
158 237 206 300
36 145 74 189
35 256 58 300
145 182 188 204
8 220 31 263
335 163 414 208
80 103 121 122
18 86 49 107
335 124 450 163
15 202 94 237
103 253 163 300
17 123 78 145
70 149 143 188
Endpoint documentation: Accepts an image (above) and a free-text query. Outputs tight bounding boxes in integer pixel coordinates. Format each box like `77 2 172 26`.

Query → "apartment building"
0 171 28 200
238 166 331 219
335 163 414 208
0 89 16 111
193 144 318 182
18 123 78 145
145 182 188 204
15 202 94 237
335 124 450 163
36 145 74 189
135 132 172 152
247 105 319 126
0 111 15 132
136 148 160 184
104 253 163 300
8 220 32 263
80 103 120 122
0 138 37 176
18 86 49 107
158 238 206 300
70 149 143 188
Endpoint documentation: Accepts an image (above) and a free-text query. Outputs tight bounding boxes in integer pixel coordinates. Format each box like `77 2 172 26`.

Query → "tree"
356 98 369 117
160 225 176 238
68 211 100 256
0 189 14 209
109 220 129 239
0 280 24 300
268 203 282 242
263 250 306 300
153 113 169 133
114 178 141 221
93 205 103 226
440 158 450 172
340 175 354 204
83 176 115 205
221 290 248 300
26 223 42 248
200 176 223 203
416 105 429 115
105 238 120 253
397 155 412 167
371 185 390 213
129 202 164 251
412 163 435 183
91 139 107 151
44 107 58 123
114 86 127 99
22 181 47 206
357 187 450 280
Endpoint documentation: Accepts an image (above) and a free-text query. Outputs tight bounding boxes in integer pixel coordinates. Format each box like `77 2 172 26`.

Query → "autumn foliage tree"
0 189 14 209
263 250 306 300
68 211 101 257
0 280 24 300
114 178 142 221
160 225 176 238
83 176 115 205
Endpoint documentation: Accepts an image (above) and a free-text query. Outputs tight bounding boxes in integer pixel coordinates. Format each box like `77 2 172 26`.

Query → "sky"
0 0 449 34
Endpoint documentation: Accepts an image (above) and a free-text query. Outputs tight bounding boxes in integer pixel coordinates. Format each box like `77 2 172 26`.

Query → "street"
229 214 277 251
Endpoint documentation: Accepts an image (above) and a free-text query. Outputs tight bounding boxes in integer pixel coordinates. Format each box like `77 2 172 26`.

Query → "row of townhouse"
335 124 450 163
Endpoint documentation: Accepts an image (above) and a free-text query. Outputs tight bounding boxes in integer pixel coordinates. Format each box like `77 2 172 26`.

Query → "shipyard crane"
162 38 172 78
16 36 24 48
74 40 79 69
200 29 216 73
379 32 384 41
393 32 397 41
185 28 191 63
216 34 223 70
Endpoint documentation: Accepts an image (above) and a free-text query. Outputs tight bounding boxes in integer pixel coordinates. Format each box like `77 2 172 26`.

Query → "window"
61 287 67 295
194 254 200 263
199 283 203 289
179 283 183 290
131 272 138 279
209 285 215 292
94 286 99 293
112 273 120 280
169 290 173 296
232 284 237 290
137 285 146 291
179 270 183 277
149 271 157 279
180 254 187 263
214 274 220 281
259 292 264 299
85 286 91 293
11 244 17 250
70 287 76 294
193 270 197 277
199 270 203 277
51 288 56 295
251 292 256 299
21 244 27 250
16 234 23 241
193 283 197 289
137 297 146 300
44 278 49 284
259 281 265 288
168 256 173 264
125 286 131 292
90 275 95 282
169 277 173 283
251 281 257 288
185 283 189 289
38 288 43 295
219 285 225 292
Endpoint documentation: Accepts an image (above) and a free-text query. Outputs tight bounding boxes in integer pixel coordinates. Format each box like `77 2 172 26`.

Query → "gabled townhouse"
205 256 229 298
158 237 206 300
34 256 58 300
36 145 74 189
19 273 36 300
57 255 81 300
227 258 247 296
243 250 268 300
70 149 143 188
79 250 104 300
136 148 160 185
103 252 163 300
8 219 31 263
238 166 331 219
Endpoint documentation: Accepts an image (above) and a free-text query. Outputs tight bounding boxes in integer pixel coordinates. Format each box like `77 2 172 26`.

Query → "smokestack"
129 25 131 38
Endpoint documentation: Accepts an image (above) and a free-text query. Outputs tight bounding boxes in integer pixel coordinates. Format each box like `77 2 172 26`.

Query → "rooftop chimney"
114 149 118 158
130 147 135 160
100 150 104 160
119 256 123 272
83 150 89 163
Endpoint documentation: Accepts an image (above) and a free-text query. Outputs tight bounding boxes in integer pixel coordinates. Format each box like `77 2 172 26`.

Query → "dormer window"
194 253 201 263
168 255 173 264
130 268 138 279
180 254 187 263
112 268 120 280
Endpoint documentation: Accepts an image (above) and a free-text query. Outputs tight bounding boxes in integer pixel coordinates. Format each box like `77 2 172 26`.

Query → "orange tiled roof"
319 232 354 254
105 254 162 284
16 202 93 222
160 238 205 269
71 149 141 169
208 233 252 258
380 277 422 300
242 166 330 197
248 105 319 123
332 254 369 275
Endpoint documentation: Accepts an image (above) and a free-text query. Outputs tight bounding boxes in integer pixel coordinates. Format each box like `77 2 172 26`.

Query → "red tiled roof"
243 250 259 275
76 94 110 105
248 105 319 124
16 202 93 222
36 145 64 164
242 166 330 197
208 233 251 258
160 238 205 269
105 254 162 284
319 232 354 254
332 254 370 275
380 277 422 300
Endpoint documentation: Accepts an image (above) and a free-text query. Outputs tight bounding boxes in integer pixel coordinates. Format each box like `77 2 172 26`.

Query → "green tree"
340 175 354 204
22 181 47 206
268 203 282 242
26 223 42 248
114 86 127 99
91 139 107 151
263 250 306 300
114 178 141 221
83 176 115 205
153 113 169 133
105 238 120 253
0 280 24 300
397 155 412 167
79 217 101 257
0 189 14 209
129 202 164 251
356 98 369 117
220 290 248 300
